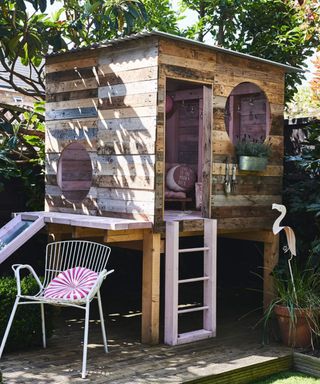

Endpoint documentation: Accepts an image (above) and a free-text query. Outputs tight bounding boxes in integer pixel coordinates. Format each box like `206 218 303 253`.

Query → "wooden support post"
263 234 279 311
142 229 161 344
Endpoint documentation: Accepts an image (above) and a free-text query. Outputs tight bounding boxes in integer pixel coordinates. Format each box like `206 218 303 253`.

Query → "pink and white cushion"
44 267 98 300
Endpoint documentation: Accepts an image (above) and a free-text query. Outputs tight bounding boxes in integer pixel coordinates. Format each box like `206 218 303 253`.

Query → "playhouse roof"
47 30 302 73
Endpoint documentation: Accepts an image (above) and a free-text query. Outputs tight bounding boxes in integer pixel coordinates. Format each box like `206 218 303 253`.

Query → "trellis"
0 102 44 162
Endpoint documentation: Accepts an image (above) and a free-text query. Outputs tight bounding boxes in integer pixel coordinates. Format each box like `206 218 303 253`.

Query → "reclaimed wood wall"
157 37 284 232
45 38 159 221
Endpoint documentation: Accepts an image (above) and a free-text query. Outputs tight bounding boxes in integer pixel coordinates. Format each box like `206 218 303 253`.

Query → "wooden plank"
264 234 279 310
97 116 156 133
98 198 155 215
104 229 144 243
159 38 217 65
46 97 99 111
98 45 158 75
212 163 283 177
47 88 98 103
97 125 156 142
46 52 98 73
72 226 105 238
46 107 98 121
98 106 157 120
217 216 275 232
294 352 320 378
98 92 157 110
46 66 98 83
46 77 99 94
216 50 285 73
97 140 155 156
98 80 158 98
164 221 179 345
97 187 155 202
202 85 213 218
94 175 154 190
23 211 153 230
162 64 214 84
45 118 98 131
211 206 279 219
159 53 215 72
212 181 283 196
142 229 161 344
99 66 158 86
212 194 281 207
186 355 292 384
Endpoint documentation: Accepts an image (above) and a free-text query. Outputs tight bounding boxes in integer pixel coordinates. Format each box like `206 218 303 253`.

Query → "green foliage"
134 0 179 34
285 86 319 119
0 275 53 350
0 0 148 97
0 101 45 210
180 0 319 101
284 120 320 257
252 370 318 384
235 136 272 158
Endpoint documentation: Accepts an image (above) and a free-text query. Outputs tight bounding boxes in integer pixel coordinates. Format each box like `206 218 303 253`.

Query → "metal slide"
0 214 45 264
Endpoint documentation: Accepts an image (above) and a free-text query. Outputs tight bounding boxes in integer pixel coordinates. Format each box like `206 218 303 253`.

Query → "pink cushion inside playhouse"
44 267 98 300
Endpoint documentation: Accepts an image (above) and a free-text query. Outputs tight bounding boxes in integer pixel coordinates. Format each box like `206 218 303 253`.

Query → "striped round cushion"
44 267 98 300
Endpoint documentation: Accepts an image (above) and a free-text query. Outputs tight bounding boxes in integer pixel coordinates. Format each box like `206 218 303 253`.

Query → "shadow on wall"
45 42 158 221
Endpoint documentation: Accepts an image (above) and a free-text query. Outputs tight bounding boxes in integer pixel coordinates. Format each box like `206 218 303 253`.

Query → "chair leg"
97 289 108 353
40 303 46 348
81 301 90 379
0 296 20 358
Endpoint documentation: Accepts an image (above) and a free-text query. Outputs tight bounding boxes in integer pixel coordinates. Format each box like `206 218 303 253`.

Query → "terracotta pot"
274 304 313 348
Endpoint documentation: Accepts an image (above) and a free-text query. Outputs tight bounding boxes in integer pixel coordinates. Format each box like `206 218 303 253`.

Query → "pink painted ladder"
164 219 217 345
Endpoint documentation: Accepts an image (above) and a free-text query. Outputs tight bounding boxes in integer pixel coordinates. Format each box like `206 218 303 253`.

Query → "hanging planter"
238 156 268 171
235 136 272 172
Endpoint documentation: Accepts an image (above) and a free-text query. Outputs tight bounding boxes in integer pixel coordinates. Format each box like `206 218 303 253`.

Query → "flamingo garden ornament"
272 203 296 256
272 203 298 304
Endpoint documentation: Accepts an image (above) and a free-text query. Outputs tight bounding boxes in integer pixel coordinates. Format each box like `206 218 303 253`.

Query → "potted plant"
264 204 320 349
235 136 272 171
264 258 320 348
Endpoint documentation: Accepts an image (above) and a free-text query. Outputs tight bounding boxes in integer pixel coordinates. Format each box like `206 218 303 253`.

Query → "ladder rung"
178 247 210 254
178 276 209 284
178 305 209 314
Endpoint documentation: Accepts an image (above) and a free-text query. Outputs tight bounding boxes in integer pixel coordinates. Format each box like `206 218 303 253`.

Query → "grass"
252 371 320 383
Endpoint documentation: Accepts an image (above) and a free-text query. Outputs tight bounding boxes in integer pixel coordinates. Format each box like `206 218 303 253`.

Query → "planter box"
238 156 268 171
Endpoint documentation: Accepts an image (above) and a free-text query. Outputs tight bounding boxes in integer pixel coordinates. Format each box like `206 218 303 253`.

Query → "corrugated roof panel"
46 30 302 73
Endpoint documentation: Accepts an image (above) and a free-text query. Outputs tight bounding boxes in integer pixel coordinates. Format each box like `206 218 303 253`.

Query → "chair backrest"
43 240 111 288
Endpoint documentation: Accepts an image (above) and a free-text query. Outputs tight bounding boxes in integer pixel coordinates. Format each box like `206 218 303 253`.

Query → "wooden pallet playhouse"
0 31 300 346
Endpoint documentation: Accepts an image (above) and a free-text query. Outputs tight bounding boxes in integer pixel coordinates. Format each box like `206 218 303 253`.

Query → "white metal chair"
0 240 113 379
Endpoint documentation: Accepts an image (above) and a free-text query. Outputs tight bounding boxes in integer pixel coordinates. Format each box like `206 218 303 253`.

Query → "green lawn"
252 371 320 383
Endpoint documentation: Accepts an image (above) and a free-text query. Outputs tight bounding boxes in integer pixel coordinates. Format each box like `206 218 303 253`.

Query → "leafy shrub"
0 275 53 351
284 120 320 259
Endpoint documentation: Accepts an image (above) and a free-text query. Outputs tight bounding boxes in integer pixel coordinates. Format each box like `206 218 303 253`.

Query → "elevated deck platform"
19 211 153 230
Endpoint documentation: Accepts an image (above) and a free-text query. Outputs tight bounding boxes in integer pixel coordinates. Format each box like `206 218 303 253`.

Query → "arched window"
224 82 271 144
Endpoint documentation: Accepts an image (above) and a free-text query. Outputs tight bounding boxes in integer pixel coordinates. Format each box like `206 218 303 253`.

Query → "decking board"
1 311 291 384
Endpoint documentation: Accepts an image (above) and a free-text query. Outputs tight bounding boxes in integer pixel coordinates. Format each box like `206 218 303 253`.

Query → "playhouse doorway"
164 79 212 216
